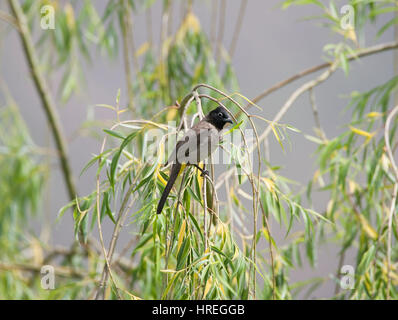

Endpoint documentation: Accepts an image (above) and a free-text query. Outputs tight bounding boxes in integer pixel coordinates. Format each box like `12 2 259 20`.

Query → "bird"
156 106 233 214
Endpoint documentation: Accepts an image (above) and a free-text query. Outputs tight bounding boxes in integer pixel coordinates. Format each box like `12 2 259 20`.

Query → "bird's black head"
206 107 233 130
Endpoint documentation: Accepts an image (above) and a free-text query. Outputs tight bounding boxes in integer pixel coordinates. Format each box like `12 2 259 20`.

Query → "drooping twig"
8 0 77 202
121 0 134 112
193 92 209 250
159 0 172 59
259 201 276 300
215 0 226 67
384 104 398 299
210 0 218 50
394 11 398 106
203 162 209 251
146 4 153 46
124 3 143 93
95 181 138 300
385 106 398 183
333 250 346 296
228 0 248 58
308 88 327 141
194 84 261 299
93 119 168 299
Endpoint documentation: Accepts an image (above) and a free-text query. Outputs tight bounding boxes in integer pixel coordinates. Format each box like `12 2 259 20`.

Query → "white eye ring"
218 112 223 117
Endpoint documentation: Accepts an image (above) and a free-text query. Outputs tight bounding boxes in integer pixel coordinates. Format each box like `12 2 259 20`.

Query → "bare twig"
159 0 172 58
228 0 248 58
245 41 398 112
121 0 134 112
124 4 142 92
0 9 19 30
210 0 218 49
203 162 208 251
8 0 77 202
259 201 276 300
394 11 398 106
215 0 226 67
334 250 346 296
257 61 339 145
0 262 86 278
146 5 153 46
95 181 139 300
309 88 327 141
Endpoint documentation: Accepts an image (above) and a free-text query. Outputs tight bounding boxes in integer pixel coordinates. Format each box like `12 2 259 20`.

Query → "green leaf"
176 237 191 270
103 129 125 140
110 131 138 189
357 245 376 276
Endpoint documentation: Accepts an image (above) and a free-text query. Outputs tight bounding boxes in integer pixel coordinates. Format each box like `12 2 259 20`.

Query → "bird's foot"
200 169 209 177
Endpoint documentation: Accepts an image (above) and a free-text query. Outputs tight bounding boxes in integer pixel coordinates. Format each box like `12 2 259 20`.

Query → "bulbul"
156 106 233 214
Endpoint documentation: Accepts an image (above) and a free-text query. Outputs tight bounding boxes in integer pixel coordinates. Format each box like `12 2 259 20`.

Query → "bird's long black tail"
157 163 182 214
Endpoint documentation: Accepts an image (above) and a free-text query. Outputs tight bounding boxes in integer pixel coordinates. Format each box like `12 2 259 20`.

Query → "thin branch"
385 105 398 183
94 120 156 300
0 262 86 278
159 0 171 58
308 88 327 141
228 0 248 58
257 61 339 145
125 5 141 88
0 9 19 30
203 162 208 251
8 0 77 202
195 85 261 299
146 4 153 46
194 92 209 250
386 184 397 300
219 42 398 192
394 11 398 106
334 250 346 296
384 104 398 299
95 181 138 300
259 201 276 300
210 0 218 50
246 41 398 111
167 0 174 36
121 0 134 112
215 0 226 67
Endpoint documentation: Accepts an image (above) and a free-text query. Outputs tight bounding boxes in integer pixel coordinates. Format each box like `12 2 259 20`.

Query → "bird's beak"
225 118 233 124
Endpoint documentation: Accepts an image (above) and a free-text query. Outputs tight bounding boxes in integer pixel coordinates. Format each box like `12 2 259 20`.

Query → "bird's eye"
218 112 223 117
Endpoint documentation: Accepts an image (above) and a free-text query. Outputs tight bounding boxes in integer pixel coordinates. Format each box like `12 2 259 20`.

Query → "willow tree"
0 0 397 300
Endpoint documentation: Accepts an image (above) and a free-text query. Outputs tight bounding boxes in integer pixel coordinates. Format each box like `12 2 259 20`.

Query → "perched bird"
156 106 233 214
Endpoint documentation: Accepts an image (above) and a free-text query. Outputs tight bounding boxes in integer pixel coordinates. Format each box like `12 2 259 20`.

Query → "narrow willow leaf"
177 219 186 252
110 131 138 190
103 129 125 140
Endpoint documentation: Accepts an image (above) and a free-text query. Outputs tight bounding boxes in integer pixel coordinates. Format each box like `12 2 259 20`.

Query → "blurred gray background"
0 0 394 299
